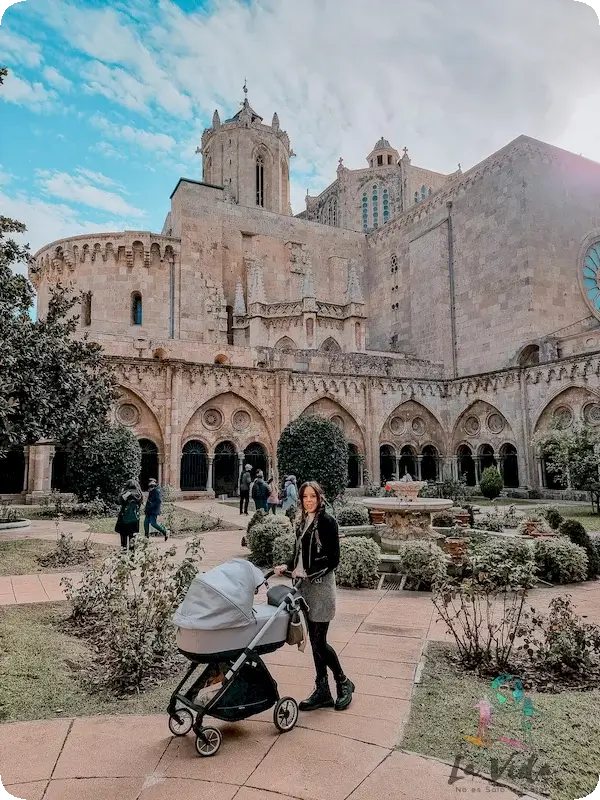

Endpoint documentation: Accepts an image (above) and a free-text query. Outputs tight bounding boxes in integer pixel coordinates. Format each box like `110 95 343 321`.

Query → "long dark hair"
298 481 326 525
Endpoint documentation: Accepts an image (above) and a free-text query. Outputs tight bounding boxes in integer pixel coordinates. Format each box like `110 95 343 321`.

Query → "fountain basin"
361 497 453 553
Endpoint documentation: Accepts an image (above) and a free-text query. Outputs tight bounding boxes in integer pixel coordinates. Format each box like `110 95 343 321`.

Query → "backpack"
121 498 140 525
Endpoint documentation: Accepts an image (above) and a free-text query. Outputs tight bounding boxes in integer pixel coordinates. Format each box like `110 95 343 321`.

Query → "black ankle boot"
299 677 335 711
334 676 355 711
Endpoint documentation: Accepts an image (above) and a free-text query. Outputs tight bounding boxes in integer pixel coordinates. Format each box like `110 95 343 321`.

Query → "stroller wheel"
274 696 299 733
168 708 194 737
195 726 222 757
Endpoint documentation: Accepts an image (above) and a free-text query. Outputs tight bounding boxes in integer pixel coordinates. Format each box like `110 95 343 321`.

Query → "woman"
281 475 298 523
115 478 143 550
267 477 279 515
274 481 354 712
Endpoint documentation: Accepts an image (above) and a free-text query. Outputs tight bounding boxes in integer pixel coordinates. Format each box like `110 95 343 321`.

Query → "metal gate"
180 441 208 491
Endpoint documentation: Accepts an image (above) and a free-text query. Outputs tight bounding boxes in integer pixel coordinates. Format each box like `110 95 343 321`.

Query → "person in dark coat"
115 479 143 550
144 478 170 540
239 463 252 515
274 480 354 712
251 469 270 512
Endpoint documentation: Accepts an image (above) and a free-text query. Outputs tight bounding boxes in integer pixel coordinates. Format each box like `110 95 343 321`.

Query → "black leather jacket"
286 510 340 581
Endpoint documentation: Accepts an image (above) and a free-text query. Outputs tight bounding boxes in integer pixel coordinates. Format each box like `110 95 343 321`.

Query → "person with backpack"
282 474 298 523
115 479 143 550
239 463 252 515
251 469 270 512
144 478 170 541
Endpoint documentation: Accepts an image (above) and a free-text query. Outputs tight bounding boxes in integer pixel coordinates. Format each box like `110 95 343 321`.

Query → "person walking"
274 481 354 712
144 478 170 540
239 464 252 515
267 476 279 515
251 469 270 512
115 479 143 551
281 474 298 523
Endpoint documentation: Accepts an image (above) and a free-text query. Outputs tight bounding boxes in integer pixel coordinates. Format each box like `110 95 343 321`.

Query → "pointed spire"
272 112 280 131
301 264 315 299
347 261 364 304
212 109 221 129
234 280 246 315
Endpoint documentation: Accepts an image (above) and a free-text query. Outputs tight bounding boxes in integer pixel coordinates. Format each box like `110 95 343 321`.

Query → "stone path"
2 500 594 799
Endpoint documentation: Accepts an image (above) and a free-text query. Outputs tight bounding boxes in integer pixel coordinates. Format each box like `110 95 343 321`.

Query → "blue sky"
2 0 600 275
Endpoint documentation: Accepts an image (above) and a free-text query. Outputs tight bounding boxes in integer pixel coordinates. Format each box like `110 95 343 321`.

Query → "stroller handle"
263 568 293 581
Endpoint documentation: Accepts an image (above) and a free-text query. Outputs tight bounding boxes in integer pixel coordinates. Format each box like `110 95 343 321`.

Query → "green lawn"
401 641 600 800
0 539 115 576
0 603 183 723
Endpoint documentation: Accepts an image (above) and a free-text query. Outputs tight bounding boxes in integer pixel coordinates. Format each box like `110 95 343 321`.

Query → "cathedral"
6 86 600 502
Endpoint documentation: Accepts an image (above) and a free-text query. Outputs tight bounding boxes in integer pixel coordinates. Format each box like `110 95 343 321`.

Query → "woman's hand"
273 564 288 576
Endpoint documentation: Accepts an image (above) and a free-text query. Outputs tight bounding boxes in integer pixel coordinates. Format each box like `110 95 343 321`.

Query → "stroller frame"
167 569 308 757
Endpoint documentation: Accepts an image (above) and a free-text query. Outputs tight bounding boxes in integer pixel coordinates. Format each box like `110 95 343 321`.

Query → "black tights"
306 619 344 683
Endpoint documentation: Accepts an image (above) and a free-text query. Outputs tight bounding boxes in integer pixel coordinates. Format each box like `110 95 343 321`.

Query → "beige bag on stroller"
286 608 306 652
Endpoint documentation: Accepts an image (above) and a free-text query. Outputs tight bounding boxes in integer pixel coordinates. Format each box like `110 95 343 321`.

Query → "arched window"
372 184 378 228
391 254 398 273
331 198 338 227
131 292 142 326
421 185 426 200
428 187 432 196
256 154 264 207
204 155 211 184
382 188 389 223
362 192 368 232
82 291 92 327
414 191 419 204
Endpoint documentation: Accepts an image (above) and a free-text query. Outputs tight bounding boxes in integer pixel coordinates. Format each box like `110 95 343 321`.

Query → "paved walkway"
2 500 596 799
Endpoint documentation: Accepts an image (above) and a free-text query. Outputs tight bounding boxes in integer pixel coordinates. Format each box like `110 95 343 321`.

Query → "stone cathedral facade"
6 87 600 501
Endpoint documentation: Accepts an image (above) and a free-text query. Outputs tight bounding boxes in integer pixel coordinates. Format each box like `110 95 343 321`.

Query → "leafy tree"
277 415 348 502
559 519 600 580
0 216 119 458
534 423 600 513
65 424 142 502
479 466 504 500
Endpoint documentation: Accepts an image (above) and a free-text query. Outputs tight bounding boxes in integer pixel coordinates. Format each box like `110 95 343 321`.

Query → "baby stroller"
167 558 307 757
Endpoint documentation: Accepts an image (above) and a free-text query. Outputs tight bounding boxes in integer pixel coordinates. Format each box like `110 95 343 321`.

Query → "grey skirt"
297 570 336 623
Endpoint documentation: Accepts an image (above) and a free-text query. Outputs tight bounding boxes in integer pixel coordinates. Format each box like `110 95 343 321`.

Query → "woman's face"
302 486 319 514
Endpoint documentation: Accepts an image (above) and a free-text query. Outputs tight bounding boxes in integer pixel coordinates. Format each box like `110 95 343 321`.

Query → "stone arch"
180 440 209 491
320 337 342 353
139 438 160 490
299 396 366 452
182 391 273 456
379 444 396 483
452 400 515 449
113 385 165 458
499 443 519 489
0 446 26 494
275 336 297 351
421 444 440 482
532 385 600 434
456 443 477 486
517 344 540 367
381 400 446 454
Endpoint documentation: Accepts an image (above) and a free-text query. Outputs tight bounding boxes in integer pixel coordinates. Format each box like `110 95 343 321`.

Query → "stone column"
207 455 214 492
536 456 544 489
25 441 53 502
416 456 423 481
395 457 401 481
167 365 182 490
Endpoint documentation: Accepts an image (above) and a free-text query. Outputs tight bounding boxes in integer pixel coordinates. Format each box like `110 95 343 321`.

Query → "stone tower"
199 81 294 215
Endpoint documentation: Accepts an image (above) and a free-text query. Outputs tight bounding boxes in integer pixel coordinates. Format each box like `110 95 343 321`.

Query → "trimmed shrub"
65 424 142 503
540 504 564 531
466 537 537 589
432 510 455 528
336 503 370 527
394 540 450 590
336 537 381 588
272 531 296 567
479 467 503 500
247 515 292 566
534 538 588 584
477 514 505 533
277 415 348 502
559 519 600 579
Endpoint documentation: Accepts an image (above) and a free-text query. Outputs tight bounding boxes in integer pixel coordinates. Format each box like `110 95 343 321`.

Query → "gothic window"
414 191 419 204
383 188 389 223
82 291 92 327
428 187 433 196
332 198 338 227
583 241 600 314
362 192 368 232
388 155 393 165
377 154 383 166
256 154 264 207
421 185 426 200
372 184 379 229
131 292 142 325
391 254 398 274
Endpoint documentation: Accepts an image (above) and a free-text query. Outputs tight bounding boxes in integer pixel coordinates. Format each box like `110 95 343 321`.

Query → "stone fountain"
361 475 453 553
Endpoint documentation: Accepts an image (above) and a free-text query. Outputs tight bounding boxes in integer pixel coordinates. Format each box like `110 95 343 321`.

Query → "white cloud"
82 61 153 113
0 71 57 112
74 167 124 190
42 66 73 92
36 169 145 217
90 141 128 161
0 28 42 68
91 113 176 152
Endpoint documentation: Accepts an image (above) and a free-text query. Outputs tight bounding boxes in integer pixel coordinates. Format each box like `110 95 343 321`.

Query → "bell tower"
199 81 294 215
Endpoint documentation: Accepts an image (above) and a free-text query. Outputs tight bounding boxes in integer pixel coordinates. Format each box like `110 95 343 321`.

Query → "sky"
2 0 600 280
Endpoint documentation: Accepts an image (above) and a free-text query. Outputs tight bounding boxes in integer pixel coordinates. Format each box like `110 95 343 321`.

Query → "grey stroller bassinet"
167 558 307 756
